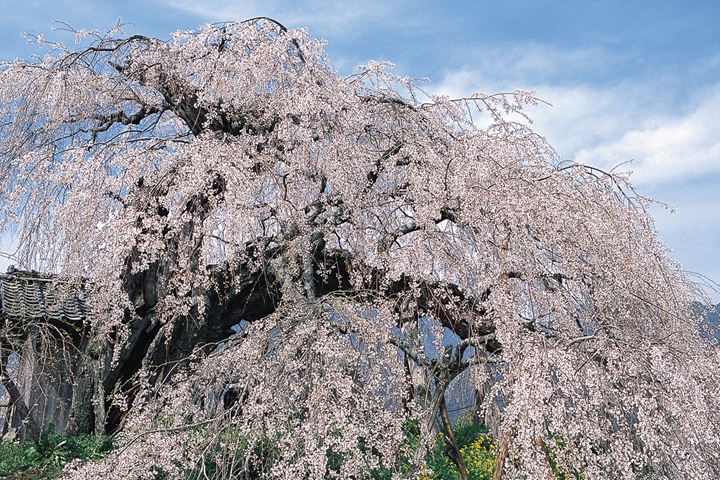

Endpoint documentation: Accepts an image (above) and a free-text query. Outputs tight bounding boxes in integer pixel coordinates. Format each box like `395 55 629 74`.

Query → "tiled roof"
0 268 90 323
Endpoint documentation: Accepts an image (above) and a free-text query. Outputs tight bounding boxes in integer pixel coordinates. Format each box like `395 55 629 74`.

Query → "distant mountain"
698 303 720 345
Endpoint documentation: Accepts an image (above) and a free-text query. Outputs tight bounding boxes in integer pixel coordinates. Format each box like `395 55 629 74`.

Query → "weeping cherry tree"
0 18 718 480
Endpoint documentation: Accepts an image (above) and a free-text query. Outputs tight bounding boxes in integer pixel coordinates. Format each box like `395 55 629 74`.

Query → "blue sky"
1 0 719 299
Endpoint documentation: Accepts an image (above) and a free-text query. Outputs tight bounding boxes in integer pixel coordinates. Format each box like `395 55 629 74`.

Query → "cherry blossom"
0 18 717 479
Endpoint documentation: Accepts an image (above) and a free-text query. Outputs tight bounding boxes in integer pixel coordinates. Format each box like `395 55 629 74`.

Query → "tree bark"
439 393 468 480
0 356 40 443
64 360 95 436
492 437 509 480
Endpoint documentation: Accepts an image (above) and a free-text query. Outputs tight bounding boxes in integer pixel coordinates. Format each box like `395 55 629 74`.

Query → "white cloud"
434 72 654 155
148 0 404 35
648 189 720 298
573 86 720 185
438 43 619 88
432 50 720 187
431 49 720 298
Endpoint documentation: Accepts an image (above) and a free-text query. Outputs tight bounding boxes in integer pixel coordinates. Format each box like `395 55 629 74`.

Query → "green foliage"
0 427 114 479
0 440 39 479
415 420 580 480
0 422 579 480
545 436 583 480
420 420 495 480
362 422 420 480
182 426 283 479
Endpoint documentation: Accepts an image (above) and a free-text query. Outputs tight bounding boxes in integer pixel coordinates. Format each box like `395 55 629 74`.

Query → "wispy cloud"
148 0 405 36
573 85 720 185
432 42 720 186
438 43 624 88
431 44 720 297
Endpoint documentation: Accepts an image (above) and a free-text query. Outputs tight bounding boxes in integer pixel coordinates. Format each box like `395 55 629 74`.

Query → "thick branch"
388 335 433 369
84 104 167 136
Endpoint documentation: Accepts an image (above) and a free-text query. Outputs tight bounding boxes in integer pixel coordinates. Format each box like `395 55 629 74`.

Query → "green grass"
0 427 114 479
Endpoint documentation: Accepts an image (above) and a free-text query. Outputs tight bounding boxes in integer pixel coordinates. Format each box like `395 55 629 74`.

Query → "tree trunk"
492 437 509 480
400 313 441 439
0 347 40 443
64 358 95 436
439 393 468 480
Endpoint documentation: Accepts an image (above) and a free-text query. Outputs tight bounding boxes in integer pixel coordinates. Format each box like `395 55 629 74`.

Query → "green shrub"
421 421 495 480
0 427 114 479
